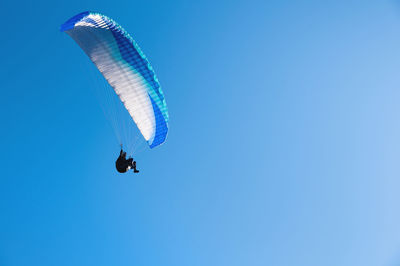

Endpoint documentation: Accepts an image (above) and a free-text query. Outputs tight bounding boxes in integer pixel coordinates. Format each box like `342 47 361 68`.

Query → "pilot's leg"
133 161 139 173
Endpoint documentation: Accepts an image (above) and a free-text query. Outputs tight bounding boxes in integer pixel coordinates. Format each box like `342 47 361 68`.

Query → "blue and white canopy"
61 11 168 148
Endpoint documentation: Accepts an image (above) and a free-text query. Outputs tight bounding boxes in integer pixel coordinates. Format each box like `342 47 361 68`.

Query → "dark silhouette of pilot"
115 149 139 173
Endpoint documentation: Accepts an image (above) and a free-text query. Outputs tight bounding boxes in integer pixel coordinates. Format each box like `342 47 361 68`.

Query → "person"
115 149 139 173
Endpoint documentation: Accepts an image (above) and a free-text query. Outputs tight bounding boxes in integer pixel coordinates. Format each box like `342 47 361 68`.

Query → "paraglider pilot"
116 149 139 173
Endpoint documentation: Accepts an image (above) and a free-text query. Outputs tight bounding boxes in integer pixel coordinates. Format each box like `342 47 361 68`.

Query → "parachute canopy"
61 11 168 148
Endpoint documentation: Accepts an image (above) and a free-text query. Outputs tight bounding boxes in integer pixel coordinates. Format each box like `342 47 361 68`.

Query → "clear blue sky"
1 1 400 265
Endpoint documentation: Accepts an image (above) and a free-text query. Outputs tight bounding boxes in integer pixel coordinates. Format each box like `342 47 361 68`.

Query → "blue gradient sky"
1 1 400 265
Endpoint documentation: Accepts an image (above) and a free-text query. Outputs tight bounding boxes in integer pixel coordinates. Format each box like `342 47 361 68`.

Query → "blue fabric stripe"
149 95 168 148
60 11 90 32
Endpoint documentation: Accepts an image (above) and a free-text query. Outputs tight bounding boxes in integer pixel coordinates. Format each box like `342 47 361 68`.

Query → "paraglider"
116 149 139 173
61 11 169 173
